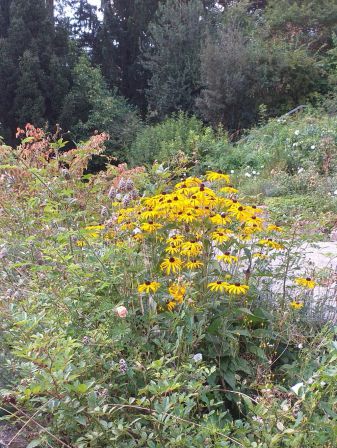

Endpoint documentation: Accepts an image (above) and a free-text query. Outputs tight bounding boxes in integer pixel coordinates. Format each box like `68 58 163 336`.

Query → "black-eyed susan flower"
185 259 203 270
138 281 160 294
216 252 238 264
253 252 268 259
267 224 283 232
85 224 105 238
160 257 183 275
211 229 231 244
207 281 229 292
181 240 203 257
141 221 163 233
169 283 186 303
167 300 177 311
225 283 249 295
290 300 304 310
229 205 250 222
295 277 316 289
210 213 231 226
258 238 284 250
177 211 197 223
167 234 184 245
206 171 230 183
220 185 239 194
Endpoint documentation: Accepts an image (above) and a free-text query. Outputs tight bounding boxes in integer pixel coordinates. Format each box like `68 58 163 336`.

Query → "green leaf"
76 383 88 394
27 440 41 448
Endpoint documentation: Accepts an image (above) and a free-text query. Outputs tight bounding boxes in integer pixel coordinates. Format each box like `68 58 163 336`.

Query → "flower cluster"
103 171 287 311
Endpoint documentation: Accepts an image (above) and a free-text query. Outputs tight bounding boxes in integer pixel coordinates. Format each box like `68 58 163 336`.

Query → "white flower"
230 170 234 174
193 353 203 363
294 130 300 135
297 168 304 174
298 343 303 349
245 173 251 178
334 190 337 195
252 170 256 175
293 142 299 147
311 145 316 149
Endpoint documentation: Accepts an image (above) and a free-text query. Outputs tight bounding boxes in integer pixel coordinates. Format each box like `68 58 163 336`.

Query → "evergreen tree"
0 0 11 38
95 0 160 111
142 0 205 120
14 50 46 126
0 0 72 140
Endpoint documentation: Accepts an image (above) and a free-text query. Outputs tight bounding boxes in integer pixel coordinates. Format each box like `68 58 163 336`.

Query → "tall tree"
95 0 160 111
141 0 205 120
0 0 72 140
0 0 11 38
14 50 46 126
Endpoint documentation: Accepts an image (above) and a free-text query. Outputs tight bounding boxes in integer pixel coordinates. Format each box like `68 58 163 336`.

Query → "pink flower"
115 305 128 318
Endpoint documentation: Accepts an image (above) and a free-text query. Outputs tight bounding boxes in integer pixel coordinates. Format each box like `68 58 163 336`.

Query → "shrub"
128 112 230 169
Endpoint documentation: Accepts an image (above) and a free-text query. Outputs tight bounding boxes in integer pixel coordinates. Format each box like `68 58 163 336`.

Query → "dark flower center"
169 258 175 263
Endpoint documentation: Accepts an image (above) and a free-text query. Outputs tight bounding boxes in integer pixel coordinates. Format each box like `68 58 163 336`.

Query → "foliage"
60 54 142 160
128 112 230 168
142 0 205 119
0 128 336 446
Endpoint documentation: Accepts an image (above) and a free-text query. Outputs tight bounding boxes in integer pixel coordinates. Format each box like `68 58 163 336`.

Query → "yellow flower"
160 257 183 275
211 229 231 244
85 224 105 231
177 211 197 223
290 300 304 310
181 240 203 257
225 283 249 295
141 221 163 233
85 224 105 238
140 209 159 220
258 239 284 250
138 281 160 294
220 186 238 194
216 252 238 264
206 171 230 183
167 234 184 244
185 259 203 270
210 213 231 226
295 277 316 289
253 252 268 259
167 300 177 311
169 283 186 303
165 242 181 255
229 205 250 222
207 281 229 292
104 230 115 240
267 224 283 232
76 240 87 247
133 232 145 241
